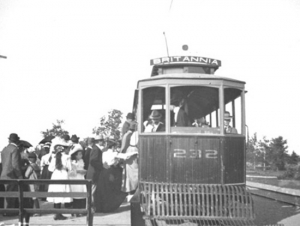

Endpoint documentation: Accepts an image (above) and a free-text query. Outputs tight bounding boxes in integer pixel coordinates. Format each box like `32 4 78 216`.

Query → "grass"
246 176 300 190
246 168 284 177
246 169 300 190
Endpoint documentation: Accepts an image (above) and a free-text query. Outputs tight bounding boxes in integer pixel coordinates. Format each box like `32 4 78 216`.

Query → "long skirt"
95 165 127 213
122 146 138 193
39 165 52 192
47 169 72 204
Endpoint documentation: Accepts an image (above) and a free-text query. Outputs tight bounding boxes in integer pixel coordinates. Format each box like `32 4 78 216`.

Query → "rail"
0 179 93 226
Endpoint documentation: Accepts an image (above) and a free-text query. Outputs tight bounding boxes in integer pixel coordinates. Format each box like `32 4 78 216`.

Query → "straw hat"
94 134 105 141
27 147 35 153
50 137 71 154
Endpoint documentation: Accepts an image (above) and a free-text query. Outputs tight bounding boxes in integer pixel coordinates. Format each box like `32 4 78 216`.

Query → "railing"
139 181 256 226
0 179 93 226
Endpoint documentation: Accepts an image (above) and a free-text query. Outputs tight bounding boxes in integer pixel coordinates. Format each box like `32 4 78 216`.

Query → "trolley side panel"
223 136 245 184
139 135 168 182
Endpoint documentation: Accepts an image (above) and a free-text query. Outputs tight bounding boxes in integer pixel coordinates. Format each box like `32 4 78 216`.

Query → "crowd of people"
0 112 139 225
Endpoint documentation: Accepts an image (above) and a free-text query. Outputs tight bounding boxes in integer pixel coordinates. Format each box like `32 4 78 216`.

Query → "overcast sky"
0 0 299 153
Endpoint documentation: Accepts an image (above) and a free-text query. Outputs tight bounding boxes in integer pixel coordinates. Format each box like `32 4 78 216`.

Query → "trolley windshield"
140 85 244 135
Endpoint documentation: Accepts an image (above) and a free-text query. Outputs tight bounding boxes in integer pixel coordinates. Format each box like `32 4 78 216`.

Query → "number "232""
173 149 218 159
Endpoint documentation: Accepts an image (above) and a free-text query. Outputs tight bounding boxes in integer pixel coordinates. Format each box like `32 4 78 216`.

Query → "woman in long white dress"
47 137 72 220
121 125 139 197
69 144 87 216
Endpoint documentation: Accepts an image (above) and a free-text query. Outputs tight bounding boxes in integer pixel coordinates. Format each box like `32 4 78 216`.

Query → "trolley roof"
138 73 246 85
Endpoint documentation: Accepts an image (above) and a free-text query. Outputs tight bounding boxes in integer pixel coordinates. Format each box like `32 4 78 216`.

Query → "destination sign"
150 56 221 67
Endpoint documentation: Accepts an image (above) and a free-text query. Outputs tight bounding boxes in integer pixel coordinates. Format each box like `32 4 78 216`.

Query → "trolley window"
224 88 243 135
141 86 166 133
170 86 220 134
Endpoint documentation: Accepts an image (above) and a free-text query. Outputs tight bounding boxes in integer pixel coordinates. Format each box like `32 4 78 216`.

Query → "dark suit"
176 108 190 127
86 144 103 208
1 143 22 179
86 144 103 183
1 143 23 209
156 123 165 132
84 146 92 171
144 121 165 132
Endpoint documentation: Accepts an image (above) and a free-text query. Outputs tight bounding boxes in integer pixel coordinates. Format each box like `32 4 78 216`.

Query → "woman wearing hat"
25 152 41 215
39 143 52 195
47 137 72 220
69 144 87 216
121 113 134 138
121 122 139 199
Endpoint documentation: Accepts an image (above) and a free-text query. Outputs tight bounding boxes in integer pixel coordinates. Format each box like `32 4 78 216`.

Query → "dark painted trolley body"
131 56 255 226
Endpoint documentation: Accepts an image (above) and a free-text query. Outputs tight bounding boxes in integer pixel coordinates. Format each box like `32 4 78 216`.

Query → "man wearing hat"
224 111 238 134
70 135 80 145
1 133 23 211
83 137 94 171
121 112 134 138
69 135 81 162
86 134 105 212
144 110 165 132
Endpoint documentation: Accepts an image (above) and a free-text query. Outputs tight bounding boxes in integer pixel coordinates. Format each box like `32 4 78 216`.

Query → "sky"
0 0 300 154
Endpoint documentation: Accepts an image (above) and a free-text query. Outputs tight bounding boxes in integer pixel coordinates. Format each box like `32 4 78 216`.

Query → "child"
69 144 87 217
47 137 72 220
39 144 52 197
25 152 41 215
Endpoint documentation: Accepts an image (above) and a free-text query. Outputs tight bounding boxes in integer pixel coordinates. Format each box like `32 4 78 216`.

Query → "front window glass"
170 86 220 134
141 86 166 133
224 88 243 135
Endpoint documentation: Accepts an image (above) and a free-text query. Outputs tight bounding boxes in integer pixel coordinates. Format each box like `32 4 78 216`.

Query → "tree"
258 137 270 170
246 133 259 166
286 151 299 165
41 120 69 138
93 109 123 141
268 136 289 171
246 133 267 169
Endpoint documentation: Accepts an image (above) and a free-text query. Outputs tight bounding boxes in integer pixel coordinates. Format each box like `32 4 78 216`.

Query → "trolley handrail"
0 179 93 226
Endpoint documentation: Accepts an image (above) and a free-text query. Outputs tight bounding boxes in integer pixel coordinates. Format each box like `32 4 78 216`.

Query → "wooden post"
18 180 24 226
86 180 93 226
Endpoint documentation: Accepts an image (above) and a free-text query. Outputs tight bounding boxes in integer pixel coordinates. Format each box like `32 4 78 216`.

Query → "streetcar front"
133 56 255 226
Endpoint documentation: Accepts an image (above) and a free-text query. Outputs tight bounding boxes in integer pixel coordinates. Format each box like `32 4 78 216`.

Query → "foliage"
268 136 289 171
246 133 267 168
246 133 300 172
41 120 69 138
93 109 123 140
277 164 300 180
246 133 258 165
286 151 300 165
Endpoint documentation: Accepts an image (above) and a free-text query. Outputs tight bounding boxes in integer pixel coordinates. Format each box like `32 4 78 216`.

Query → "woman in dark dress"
19 147 34 225
95 137 127 213
39 144 52 195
